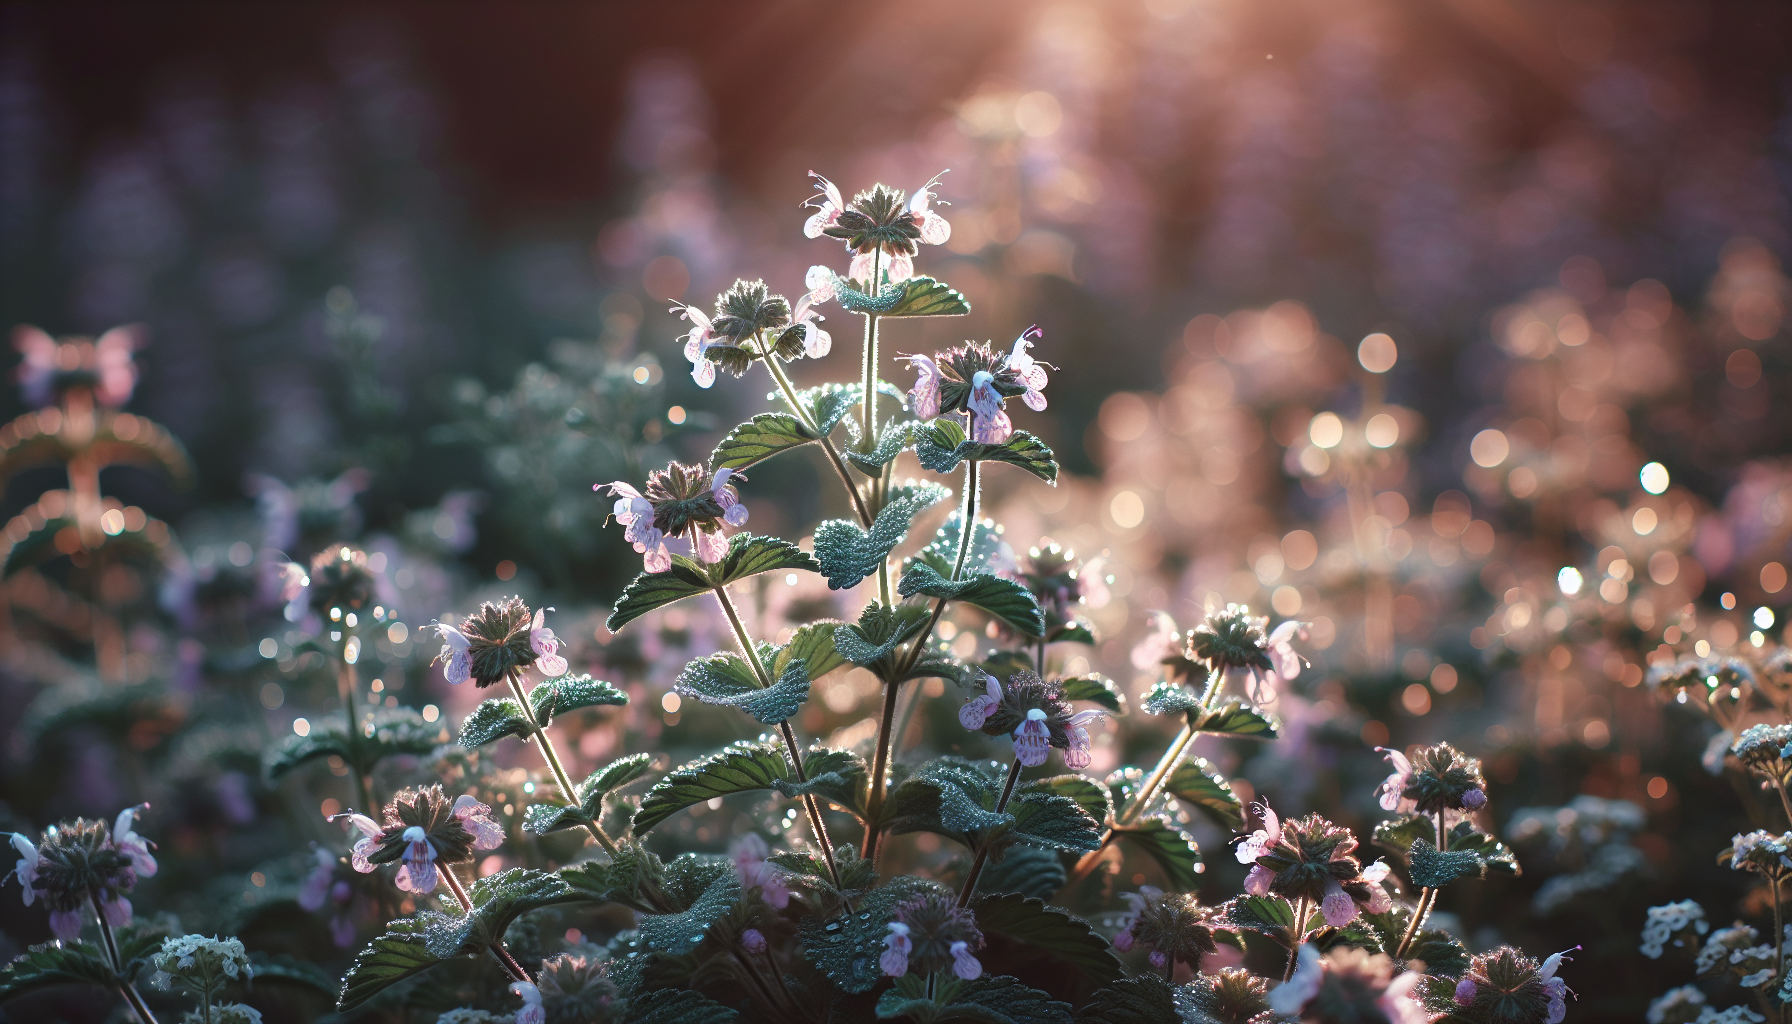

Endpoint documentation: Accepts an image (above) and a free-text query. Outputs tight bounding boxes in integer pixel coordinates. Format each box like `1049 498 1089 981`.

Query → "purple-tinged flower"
396 826 439 894
1269 946 1424 1022
1117 888 1221 967
672 302 718 388
16 815 141 938
950 941 982 979
958 674 1004 730
1269 944 1323 1013
298 846 336 912
336 785 501 895
1112 886 1157 952
1374 747 1414 812
1462 787 1488 810
902 354 943 421
1063 710 1104 769
430 623 472 685
48 908 82 942
1149 950 1168 970
967 370 1013 443
1319 876 1357 927
1454 978 1478 1005
712 469 750 529
1003 327 1048 411
1243 864 1273 896
13 324 142 409
730 834 790 909
8 833 40 906
601 462 743 572
1451 946 1577 1024
908 173 952 246
803 173 846 239
530 609 568 677
790 294 831 358
1236 810 1380 925
1013 709 1052 767
512 980 546 1024
341 814 382 873
1265 620 1309 680
741 928 767 954
454 796 506 850
1234 800 1280 864
881 922 912 977
1359 860 1394 914
1539 946 1577 1024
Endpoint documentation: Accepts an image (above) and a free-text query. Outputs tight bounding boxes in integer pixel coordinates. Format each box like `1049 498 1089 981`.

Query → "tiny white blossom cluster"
1694 923 1759 976
152 934 253 990
1641 900 1709 958
181 1005 262 1024
1646 985 1705 1024
1700 1008 1767 1024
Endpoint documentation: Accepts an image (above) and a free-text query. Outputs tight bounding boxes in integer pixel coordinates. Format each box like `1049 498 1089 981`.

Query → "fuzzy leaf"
1009 791 1103 852
606 558 715 631
524 753 656 836
1059 675 1126 715
804 383 863 436
635 862 740 956
1114 817 1203 890
835 601 930 668
1073 975 1178 1024
770 747 869 817
265 709 446 780
845 420 915 475
814 482 951 590
882 276 972 318
1049 622 1098 646
1224 895 1297 934
1447 822 1521 876
876 974 1076 1024
529 674 629 724
802 876 948 993
710 412 818 471
973 893 1124 983
974 845 1067 900
773 620 848 681
914 420 1059 483
625 989 742 1024
1191 700 1279 740
1372 814 1436 855
1022 775 1112 829
914 513 1007 579
0 940 119 1002
897 564 1045 636
1166 758 1243 830
1408 840 1485 889
419 867 586 961
675 655 811 725
1404 929 1471 977
712 533 821 586
558 841 664 913
457 698 533 748
1140 682 1202 717
633 742 794 833
337 918 440 1011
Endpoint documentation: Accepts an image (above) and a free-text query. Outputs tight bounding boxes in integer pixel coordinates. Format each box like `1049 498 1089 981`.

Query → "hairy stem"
92 892 159 1024
712 586 841 887
861 251 882 451
956 757 1025 907
1068 722 1197 885
503 671 618 854
1394 887 1435 960
764 353 871 526
1776 776 1792 829
442 865 531 983
338 660 376 815
1285 897 1310 981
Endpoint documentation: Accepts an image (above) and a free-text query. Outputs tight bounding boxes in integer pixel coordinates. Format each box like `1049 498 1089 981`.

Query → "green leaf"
265 707 447 780
606 558 715 631
877 975 1076 1024
773 620 848 681
1447 822 1521 876
1059 675 1126 715
884 758 1001 843
804 383 863 436
1408 839 1485 889
1114 817 1203 890
635 861 740 956
419 867 586 961
1049 621 1097 646
1140 682 1202 717
337 918 440 1011
675 655 811 725
1404 928 1471 977
1021 775 1112 829
770 747 869 817
712 533 821 586
835 601 930 668
559 840 664 913
524 753 655 836
914 513 1007 579
1009 791 1103 853
882 276 972 318
897 564 1045 637
711 412 817 471
625 988 742 1024
803 876 948 993
633 741 823 833
846 420 915 475
914 420 1059 483
1166 758 1243 830
1191 700 1279 740
0 940 118 1003
585 752 657 799
1073 975 1177 1024
814 482 951 590
1373 814 1436 856
457 698 533 748
974 845 1066 900
265 723 355 781
973 893 1124 983
1223 895 1297 934
528 674 628 724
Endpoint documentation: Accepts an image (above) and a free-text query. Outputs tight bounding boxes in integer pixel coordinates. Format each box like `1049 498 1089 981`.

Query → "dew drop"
859 912 871 920
825 921 842 932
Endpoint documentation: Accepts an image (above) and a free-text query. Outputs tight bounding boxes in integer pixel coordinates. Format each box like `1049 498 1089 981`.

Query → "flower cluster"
603 462 748 571
880 892 984 980
1185 604 1305 703
1730 724 1792 783
1007 540 1101 638
1233 802 1390 927
959 671 1103 768
1641 900 1710 958
805 173 950 285
1109 886 1220 970
730 834 790 909
1721 830 1792 878
6 805 153 941
336 786 503 894
674 279 827 388
1267 945 1425 1023
1374 742 1488 814
13 323 140 409
1447 946 1577 1024
903 332 1048 444
431 597 566 687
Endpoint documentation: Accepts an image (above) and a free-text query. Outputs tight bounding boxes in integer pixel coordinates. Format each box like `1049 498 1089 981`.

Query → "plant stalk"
502 671 618 855
441 865 531 983
1068 721 1197 885
338 660 376 816
712 586 841 887
956 756 1025 907
764 353 871 527
1285 897 1310 981
92 891 159 1024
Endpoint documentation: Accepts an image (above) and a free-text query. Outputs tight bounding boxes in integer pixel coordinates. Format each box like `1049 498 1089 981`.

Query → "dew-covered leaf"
914 420 1058 483
1192 700 1279 740
1223 895 1297 934
528 674 628 724
1072 974 1177 1024
675 655 811 725
845 420 915 475
1114 817 1203 890
802 876 948 993
635 860 740 956
881 276 972 318
773 620 848 681
624 988 742 1024
1048 621 1097 646
558 840 665 913
712 533 821 587
770 747 869 818
973 845 1067 900
606 558 716 632
1059 675 1126 715
711 412 818 471
814 482 950 590
456 698 533 749
1140 682 1202 717
1166 758 1243 830
632 742 795 833
337 918 439 1011
1021 775 1112 829
418 867 586 961
973 893 1124 983
897 564 1044 637
1408 840 1485 889
0 940 118 1003
1447 822 1521 876
1373 814 1436 856
1009 791 1103 853
834 601 930 668
877 974 1076 1024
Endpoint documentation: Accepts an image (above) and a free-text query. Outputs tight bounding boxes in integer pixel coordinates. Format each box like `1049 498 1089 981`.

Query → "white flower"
1266 620 1309 680
529 608 567 677
7 833 39 907
1011 709 1052 767
907 172 951 246
790 294 831 358
1063 710 1104 769
1740 968 1776 987
430 623 472 685
1373 747 1414 813
1646 985 1706 1024
114 803 157 877
1003 327 1048 412
803 173 845 239
672 303 717 388
511 979 545 1024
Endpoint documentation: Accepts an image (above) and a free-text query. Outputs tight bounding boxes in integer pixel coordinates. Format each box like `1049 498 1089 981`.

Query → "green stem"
1068 722 1196 885
712 586 841 887
92 892 159 1024
956 757 1025 907
442 865 531 983
503 671 618 855
763 353 871 527
860 250 882 451
1394 887 1434 959
1285 897 1310 981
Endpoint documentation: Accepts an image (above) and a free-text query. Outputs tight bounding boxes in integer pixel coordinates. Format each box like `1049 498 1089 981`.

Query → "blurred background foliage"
0 1 1790 1020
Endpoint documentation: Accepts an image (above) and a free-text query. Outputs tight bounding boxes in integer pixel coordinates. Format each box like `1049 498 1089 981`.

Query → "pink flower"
967 370 1013 444
1113 887 1157 950
8 833 39 906
791 294 831 358
805 265 838 304
97 893 131 927
950 940 982 980
742 928 767 954
1131 612 1184 671
713 469 750 528
1234 800 1280 864
908 173 952 246
1112 927 1134 952
113 804 156 878
1243 864 1274 896
731 834 790 909
454 796 506 851
1266 620 1309 680
1360 860 1394 914
672 302 717 388
880 921 912 976
1004 327 1048 412
1380 972 1428 1024
959 674 1003 730
803 173 846 239
903 354 943 421
430 623 473 685
530 609 567 677
337 813 384 873
1319 877 1358 927
850 248 914 286
394 826 439 894
1063 710 1104 769
1373 747 1414 812
48 909 82 942
1540 946 1578 1024
601 481 693 573
1012 709 1052 767
511 980 546 1024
